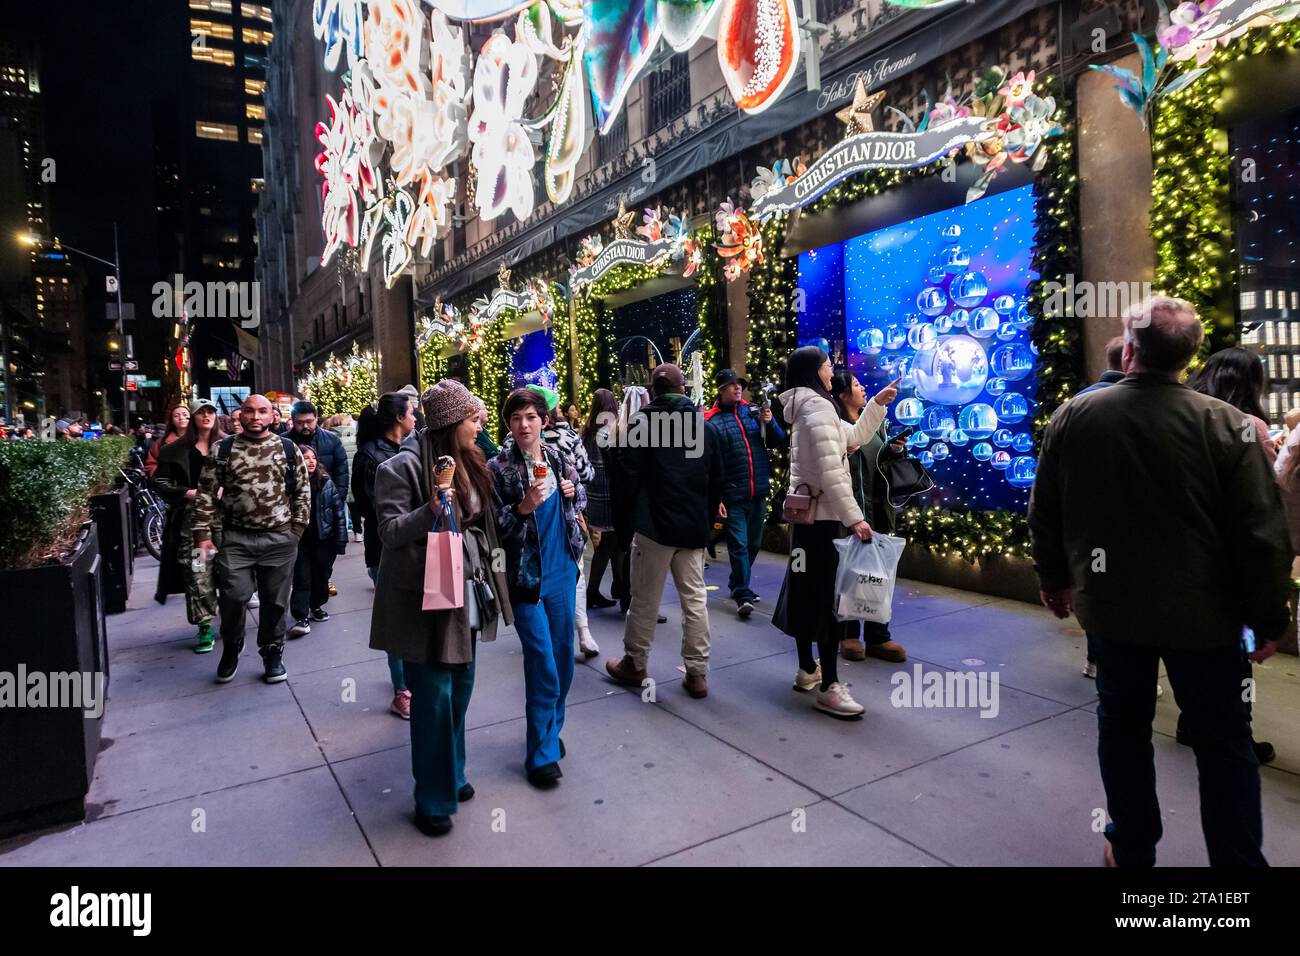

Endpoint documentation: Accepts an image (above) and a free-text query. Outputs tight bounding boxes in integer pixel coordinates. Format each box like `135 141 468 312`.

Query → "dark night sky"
5 0 188 391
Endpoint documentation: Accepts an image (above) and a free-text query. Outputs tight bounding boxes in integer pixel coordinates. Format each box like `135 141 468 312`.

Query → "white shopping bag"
833 533 906 624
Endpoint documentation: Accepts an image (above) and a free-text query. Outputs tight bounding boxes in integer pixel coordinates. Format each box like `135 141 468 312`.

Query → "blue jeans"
403 655 474 817
1088 633 1266 867
514 566 577 771
723 497 766 604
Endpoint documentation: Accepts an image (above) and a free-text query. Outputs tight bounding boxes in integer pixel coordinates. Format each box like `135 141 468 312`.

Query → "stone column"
374 273 417 393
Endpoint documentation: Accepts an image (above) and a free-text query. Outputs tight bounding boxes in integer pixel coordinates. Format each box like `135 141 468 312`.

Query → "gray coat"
368 434 513 665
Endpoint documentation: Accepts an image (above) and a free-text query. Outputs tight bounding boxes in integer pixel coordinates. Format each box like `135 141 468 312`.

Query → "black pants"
1088 633 1265 867
588 531 623 600
780 520 843 691
291 539 337 621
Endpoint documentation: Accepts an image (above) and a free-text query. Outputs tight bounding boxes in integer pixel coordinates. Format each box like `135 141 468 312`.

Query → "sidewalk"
3 544 1299 866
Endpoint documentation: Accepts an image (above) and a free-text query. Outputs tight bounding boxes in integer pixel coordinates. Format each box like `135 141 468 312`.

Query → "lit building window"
244 77 265 95
246 102 265 121
1265 289 1274 309
192 45 235 67
191 18 234 40
247 126 263 144
250 178 264 192
1241 291 1257 310
190 0 232 11
241 3 273 23
196 120 239 142
242 28 272 45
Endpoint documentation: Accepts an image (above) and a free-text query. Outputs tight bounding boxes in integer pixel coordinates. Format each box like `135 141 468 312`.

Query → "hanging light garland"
297 342 381 417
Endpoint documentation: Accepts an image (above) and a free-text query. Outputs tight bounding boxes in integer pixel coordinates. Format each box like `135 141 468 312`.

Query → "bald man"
193 394 310 684
1029 296 1291 868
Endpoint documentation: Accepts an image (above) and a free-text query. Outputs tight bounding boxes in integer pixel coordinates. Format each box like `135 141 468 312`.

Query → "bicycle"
121 448 167 561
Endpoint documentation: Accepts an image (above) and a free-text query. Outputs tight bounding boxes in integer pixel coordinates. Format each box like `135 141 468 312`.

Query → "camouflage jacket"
192 433 310 542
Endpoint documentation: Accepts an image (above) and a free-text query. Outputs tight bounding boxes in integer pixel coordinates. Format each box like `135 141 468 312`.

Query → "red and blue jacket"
704 399 786 504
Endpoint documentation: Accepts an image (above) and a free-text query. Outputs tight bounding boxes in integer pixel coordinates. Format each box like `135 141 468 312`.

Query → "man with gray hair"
1029 295 1291 867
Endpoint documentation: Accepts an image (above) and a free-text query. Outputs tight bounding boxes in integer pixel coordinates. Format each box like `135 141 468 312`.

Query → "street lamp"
17 226 128 428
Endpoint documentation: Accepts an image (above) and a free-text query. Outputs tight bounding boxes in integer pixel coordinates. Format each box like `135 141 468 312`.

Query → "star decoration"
836 78 886 136
612 199 637 240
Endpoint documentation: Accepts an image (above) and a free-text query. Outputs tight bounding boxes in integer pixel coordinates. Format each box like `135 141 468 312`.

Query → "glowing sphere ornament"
910 431 930 448
949 309 969 328
922 405 956 439
917 287 947 317
895 397 925 426
950 271 989 307
917 451 935 468
856 328 884 355
1012 302 1034 329
968 307 1000 339
908 322 938 350
997 322 1019 342
1012 432 1035 453
993 428 1014 447
991 451 1012 470
884 325 906 350
803 337 831 354
942 245 970 273
972 442 993 461
904 312 922 328
912 335 989 406
948 428 969 447
958 402 998 439
985 377 1007 397
991 343 1035 382
994 391 1030 423
942 224 961 239
931 442 949 460
928 266 948 285
1007 455 1038 488
933 314 953 334
994 295 1016 314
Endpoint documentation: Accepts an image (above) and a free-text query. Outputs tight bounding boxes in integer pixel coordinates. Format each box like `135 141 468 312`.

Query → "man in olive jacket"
1029 296 1291 868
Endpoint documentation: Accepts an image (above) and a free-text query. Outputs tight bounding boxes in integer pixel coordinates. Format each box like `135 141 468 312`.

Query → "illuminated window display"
797 184 1041 511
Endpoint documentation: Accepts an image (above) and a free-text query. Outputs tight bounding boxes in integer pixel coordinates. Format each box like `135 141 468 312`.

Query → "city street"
4 547 1299 868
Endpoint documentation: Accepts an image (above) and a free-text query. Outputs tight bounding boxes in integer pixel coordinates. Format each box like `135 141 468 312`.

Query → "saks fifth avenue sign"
816 54 921 111
750 115 994 221
571 236 677 289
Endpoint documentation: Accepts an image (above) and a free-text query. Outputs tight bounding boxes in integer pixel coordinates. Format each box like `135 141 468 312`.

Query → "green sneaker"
194 623 216 654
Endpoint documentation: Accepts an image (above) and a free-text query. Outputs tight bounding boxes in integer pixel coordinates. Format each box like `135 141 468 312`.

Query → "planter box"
0 523 109 838
90 486 133 614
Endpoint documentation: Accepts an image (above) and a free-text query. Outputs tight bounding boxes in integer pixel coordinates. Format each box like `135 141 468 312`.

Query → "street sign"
126 374 146 383
141 379 161 388
106 303 135 322
106 276 118 294
126 381 137 391
109 360 140 371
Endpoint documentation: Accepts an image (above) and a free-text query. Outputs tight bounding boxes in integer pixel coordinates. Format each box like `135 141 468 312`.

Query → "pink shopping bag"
422 493 464 611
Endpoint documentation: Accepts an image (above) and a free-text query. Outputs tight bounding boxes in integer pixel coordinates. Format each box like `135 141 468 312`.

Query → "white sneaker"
815 681 865 717
248 592 261 609
352 531 363 543
793 660 822 692
577 626 600 659
288 619 312 637
1082 661 1096 679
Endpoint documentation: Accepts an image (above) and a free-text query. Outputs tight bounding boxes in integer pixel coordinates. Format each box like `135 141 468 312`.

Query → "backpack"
214 434 299 497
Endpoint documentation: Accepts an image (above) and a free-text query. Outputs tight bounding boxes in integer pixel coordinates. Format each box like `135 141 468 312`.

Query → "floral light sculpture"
715 200 765 281
468 30 540 220
313 0 366 72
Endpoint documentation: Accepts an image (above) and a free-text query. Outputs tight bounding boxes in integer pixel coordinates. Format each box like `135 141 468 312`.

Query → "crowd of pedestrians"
140 294 1295 864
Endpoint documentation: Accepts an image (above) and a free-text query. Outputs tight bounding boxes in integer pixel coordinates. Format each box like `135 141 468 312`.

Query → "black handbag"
471 570 499 629
878 452 935 508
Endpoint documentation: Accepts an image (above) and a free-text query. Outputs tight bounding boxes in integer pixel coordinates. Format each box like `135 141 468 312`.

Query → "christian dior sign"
571 237 676 289
750 116 994 221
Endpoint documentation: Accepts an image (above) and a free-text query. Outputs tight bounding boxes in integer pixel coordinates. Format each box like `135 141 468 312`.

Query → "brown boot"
605 656 647 686
864 640 907 663
683 672 708 699
840 638 866 661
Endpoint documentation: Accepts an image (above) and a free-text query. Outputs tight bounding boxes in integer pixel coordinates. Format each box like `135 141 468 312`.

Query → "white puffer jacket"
780 387 887 527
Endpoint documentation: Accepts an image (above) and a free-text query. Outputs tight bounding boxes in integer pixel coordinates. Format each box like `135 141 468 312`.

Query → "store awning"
417 0 1063 304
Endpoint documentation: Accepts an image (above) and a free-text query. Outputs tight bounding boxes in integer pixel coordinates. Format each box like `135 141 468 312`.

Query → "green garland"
1152 21 1300 353
417 332 451 392
745 79 1082 562
692 224 723 390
